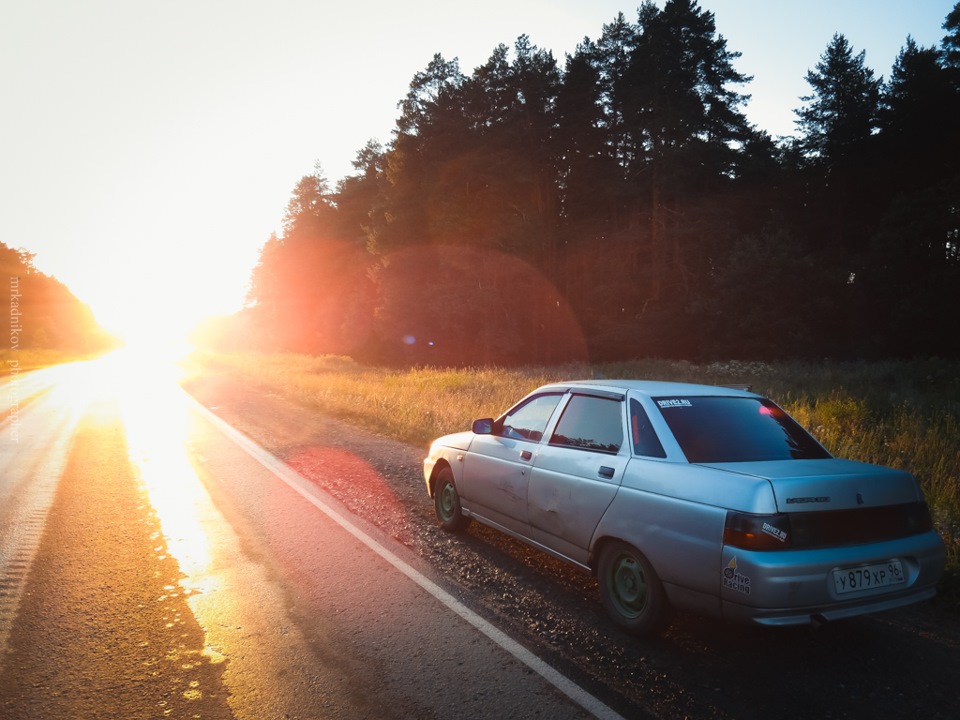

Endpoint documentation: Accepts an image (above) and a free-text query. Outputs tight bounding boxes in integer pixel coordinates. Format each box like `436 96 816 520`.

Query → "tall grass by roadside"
187 351 960 600
187 351 577 445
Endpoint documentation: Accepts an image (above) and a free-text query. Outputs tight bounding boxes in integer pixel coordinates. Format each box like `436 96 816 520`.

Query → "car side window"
498 393 563 442
629 398 667 458
549 394 623 453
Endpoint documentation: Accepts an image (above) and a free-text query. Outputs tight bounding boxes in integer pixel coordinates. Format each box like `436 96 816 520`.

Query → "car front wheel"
434 467 471 532
597 540 669 635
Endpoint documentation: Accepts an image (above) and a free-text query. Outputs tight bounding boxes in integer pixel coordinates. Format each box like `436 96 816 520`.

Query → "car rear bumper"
719 529 945 626
724 584 938 626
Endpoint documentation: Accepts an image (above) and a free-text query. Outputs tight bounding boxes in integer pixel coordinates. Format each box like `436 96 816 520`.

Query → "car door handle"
520 450 533 461
598 466 615 479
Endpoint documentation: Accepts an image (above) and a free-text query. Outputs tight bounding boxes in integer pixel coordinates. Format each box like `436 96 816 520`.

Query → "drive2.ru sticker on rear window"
657 399 692 409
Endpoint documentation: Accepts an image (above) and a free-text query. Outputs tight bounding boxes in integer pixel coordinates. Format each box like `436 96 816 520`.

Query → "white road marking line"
186 390 626 720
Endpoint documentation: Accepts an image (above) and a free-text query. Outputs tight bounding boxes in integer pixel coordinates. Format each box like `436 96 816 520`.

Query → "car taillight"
723 512 793 550
904 501 934 534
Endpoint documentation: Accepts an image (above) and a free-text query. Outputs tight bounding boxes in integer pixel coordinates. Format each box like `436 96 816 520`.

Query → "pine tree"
621 0 751 306
795 34 881 165
941 1 960 70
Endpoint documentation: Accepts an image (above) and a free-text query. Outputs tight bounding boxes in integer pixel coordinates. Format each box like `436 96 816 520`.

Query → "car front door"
461 392 564 535
528 392 628 566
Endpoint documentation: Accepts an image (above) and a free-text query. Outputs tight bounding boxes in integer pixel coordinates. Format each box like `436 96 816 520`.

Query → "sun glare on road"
107 350 326 717
113 350 215 591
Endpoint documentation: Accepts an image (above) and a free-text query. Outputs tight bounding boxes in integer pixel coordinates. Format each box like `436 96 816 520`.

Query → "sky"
2 0 956 345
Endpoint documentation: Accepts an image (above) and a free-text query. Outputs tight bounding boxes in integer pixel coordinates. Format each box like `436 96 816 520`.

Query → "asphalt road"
0 356 612 719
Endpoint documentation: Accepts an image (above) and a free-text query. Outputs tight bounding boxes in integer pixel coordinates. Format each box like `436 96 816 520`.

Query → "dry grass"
187 351 581 444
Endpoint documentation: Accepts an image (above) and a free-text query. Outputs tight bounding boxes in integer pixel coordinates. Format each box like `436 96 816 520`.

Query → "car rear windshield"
654 396 831 463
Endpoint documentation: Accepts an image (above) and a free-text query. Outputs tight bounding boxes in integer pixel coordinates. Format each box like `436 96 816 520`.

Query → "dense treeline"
209 0 960 366
0 242 113 354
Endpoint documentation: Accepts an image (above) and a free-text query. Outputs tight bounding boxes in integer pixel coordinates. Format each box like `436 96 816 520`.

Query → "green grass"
187 351 960 604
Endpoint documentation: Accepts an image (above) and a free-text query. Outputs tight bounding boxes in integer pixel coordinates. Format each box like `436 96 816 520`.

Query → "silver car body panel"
423 380 946 627
619 459 779 513
593 481 729 601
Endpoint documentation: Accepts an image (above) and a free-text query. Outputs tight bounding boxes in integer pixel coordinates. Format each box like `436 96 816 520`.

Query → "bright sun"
71 232 252 359
90 282 233 360
111 312 195 360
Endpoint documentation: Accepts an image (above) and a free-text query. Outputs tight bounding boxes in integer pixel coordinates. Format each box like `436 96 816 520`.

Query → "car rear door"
527 391 628 566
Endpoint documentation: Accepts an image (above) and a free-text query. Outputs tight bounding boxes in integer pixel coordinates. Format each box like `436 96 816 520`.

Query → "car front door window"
499 393 563 442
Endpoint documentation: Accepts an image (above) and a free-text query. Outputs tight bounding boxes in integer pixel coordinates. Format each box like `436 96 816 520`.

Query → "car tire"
434 466 471 532
597 540 670 636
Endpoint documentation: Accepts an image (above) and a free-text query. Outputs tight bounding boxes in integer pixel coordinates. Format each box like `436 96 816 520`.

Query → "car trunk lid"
697 458 921 513
707 459 932 548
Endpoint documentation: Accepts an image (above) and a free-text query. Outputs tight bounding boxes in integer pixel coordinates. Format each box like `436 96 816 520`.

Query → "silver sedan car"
423 380 945 635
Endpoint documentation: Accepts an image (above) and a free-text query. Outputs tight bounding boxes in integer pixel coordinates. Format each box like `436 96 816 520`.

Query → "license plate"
832 560 905 595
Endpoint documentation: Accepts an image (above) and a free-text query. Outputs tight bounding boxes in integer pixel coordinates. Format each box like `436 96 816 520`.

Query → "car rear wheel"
434 467 471 532
597 540 669 635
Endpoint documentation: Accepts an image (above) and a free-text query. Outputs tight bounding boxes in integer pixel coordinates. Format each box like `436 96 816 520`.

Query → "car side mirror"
472 418 494 435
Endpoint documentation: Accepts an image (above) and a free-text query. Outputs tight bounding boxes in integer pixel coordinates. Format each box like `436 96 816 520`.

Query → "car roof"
536 379 761 399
